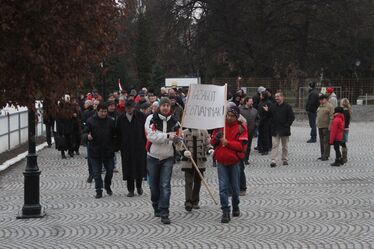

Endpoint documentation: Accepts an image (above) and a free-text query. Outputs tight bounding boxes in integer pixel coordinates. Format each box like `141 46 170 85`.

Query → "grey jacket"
239 105 258 133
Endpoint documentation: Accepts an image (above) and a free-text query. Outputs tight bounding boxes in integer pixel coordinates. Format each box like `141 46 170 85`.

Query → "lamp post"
354 59 361 103
237 76 242 90
17 106 45 219
100 62 106 100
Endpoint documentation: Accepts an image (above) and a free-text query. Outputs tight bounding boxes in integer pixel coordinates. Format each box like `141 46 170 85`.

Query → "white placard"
182 84 226 130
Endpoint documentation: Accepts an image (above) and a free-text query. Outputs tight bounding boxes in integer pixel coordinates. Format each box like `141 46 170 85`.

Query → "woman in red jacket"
211 104 248 223
329 107 345 166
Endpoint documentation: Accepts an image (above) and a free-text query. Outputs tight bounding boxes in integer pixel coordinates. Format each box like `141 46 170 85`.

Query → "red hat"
326 87 334 94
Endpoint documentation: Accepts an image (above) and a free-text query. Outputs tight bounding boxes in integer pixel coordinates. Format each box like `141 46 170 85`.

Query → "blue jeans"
147 156 174 217
308 112 317 140
91 157 114 193
217 163 240 213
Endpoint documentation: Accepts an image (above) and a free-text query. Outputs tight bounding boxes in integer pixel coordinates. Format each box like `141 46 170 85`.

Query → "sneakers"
221 213 231 223
270 161 277 167
137 188 143 196
307 139 317 143
161 216 171 224
127 191 135 197
95 192 102 199
283 161 289 166
240 190 246 196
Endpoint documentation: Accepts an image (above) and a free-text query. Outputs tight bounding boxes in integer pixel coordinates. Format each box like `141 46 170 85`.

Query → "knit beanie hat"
227 102 240 118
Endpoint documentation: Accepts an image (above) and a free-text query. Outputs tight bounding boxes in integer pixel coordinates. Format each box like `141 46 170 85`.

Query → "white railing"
0 107 45 154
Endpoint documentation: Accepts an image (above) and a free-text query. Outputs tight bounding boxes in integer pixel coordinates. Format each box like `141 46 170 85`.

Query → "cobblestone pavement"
1 122 374 249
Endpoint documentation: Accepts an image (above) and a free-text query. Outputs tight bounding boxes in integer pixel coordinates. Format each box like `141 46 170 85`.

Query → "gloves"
214 131 223 142
184 150 192 158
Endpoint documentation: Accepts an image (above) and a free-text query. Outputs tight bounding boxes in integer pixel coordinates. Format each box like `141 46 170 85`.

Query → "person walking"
180 129 212 211
257 91 272 155
83 103 116 198
145 97 182 225
211 104 248 223
329 107 345 166
267 91 295 167
117 100 147 197
340 98 352 164
239 96 258 165
317 95 334 161
56 95 75 159
82 100 95 183
305 82 320 143
42 99 56 148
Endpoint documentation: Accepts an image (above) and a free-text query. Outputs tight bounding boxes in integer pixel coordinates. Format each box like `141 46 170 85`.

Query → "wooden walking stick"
181 141 218 205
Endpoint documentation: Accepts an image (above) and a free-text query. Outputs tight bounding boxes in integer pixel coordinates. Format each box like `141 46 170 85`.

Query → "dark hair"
275 91 284 97
243 96 251 104
96 102 108 111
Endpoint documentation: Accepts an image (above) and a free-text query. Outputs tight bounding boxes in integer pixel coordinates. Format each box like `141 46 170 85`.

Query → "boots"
61 151 67 159
342 148 348 164
331 158 343 166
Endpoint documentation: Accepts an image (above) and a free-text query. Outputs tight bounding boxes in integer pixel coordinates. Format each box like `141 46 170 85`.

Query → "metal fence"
0 108 45 154
211 77 374 107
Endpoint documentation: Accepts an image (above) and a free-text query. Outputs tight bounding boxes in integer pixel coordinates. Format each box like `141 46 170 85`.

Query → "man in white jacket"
145 97 182 224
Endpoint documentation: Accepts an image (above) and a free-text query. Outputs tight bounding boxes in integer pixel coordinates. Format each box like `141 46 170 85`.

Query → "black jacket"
306 88 320 113
270 102 295 137
83 114 116 159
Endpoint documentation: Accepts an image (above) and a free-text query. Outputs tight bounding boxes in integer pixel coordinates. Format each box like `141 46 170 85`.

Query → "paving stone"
0 121 373 249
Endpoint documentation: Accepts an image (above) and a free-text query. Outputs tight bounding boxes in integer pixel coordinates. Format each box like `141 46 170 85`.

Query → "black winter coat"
270 102 295 137
306 88 320 113
83 114 116 159
116 111 147 180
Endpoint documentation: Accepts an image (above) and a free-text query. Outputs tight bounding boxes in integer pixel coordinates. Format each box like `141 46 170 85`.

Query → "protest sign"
182 84 227 130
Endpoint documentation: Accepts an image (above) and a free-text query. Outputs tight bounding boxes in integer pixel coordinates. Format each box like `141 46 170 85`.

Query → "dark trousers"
72 132 81 153
127 179 143 192
45 121 54 146
244 132 254 161
91 157 114 193
258 122 271 152
239 160 246 191
87 145 93 177
308 112 317 140
318 128 330 159
184 169 203 206
333 141 342 159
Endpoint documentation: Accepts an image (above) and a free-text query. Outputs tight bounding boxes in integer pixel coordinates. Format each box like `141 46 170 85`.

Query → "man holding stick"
211 104 248 223
180 129 213 211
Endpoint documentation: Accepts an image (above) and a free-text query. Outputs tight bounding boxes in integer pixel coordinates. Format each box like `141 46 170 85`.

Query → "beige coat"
317 102 334 129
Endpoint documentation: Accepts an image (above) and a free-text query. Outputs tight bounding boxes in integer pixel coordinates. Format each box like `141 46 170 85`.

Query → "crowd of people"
41 83 352 224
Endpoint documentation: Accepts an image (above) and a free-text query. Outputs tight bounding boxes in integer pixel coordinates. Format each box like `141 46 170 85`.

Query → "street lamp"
100 62 106 100
17 105 45 219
